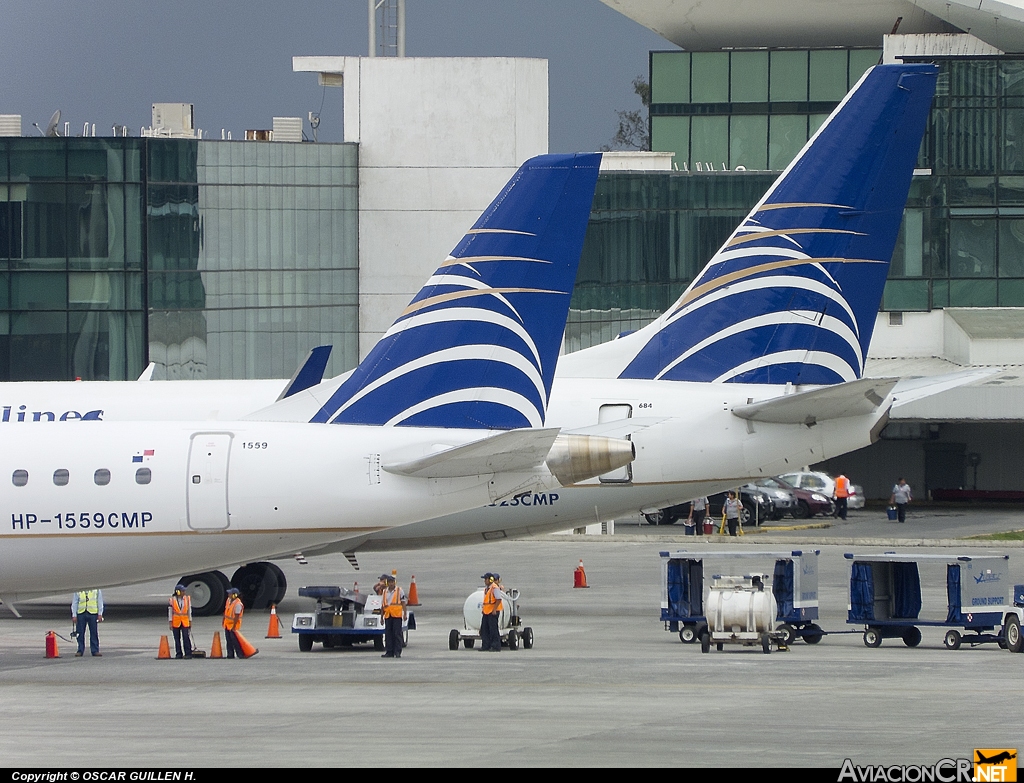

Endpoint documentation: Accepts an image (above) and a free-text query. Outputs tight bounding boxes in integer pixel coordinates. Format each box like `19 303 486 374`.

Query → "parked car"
768 476 834 518
747 478 798 520
778 471 865 510
643 486 775 526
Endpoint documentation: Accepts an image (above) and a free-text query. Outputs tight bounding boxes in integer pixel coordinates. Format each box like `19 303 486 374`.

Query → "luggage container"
844 553 1011 649
660 550 823 647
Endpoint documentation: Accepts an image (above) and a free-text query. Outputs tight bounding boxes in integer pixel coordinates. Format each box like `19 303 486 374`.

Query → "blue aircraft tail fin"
311 153 602 428
614 64 937 385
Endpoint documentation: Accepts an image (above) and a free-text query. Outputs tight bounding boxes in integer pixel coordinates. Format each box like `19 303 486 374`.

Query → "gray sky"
1 1 671 152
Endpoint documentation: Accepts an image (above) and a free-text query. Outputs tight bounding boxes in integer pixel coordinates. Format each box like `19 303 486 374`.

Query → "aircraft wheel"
263 562 287 605
522 627 534 649
902 626 922 648
643 511 665 525
804 624 824 644
231 562 280 610
943 629 962 651
1005 614 1022 652
180 571 228 616
298 635 313 653
700 632 711 654
863 628 882 648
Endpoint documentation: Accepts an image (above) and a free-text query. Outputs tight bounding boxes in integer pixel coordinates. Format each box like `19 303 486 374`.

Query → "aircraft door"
598 404 632 483
187 433 233 531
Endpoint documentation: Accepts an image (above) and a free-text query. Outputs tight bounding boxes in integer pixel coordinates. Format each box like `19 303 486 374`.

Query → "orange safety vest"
835 476 850 498
482 584 502 615
223 596 243 631
383 587 404 619
169 595 191 628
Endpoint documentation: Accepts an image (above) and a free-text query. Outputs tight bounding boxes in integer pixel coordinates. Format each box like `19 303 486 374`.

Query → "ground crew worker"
480 573 511 652
168 584 193 659
381 574 407 659
223 587 245 659
71 589 104 657
834 473 851 520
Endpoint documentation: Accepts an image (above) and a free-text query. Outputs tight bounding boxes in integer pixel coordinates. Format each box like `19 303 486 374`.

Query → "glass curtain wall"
0 138 144 380
147 140 359 380
572 54 1024 349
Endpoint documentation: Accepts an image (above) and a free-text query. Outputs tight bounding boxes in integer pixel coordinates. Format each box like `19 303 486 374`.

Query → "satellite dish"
44 110 61 137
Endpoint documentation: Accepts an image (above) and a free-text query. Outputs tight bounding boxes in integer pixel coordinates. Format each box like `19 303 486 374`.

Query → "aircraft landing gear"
179 570 230 616
231 561 287 609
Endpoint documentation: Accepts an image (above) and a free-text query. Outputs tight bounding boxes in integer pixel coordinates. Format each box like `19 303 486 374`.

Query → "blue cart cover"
892 562 922 619
665 558 703 619
773 559 794 619
849 562 874 621
946 563 961 623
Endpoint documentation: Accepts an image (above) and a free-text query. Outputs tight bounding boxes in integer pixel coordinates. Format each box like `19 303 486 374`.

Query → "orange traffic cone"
45 631 59 658
234 630 260 658
407 575 421 606
353 581 359 593
573 559 589 588
266 604 282 639
157 635 171 659
210 632 223 659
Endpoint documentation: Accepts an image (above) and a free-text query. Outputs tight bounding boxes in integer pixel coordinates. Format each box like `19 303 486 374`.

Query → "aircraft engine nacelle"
544 434 635 486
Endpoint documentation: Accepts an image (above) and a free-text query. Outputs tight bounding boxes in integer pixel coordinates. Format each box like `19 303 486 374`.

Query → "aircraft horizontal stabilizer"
383 428 562 478
563 416 668 439
891 367 1002 408
732 377 898 425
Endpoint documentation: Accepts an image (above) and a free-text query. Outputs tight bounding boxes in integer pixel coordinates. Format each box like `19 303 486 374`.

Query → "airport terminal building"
3 0 1024 499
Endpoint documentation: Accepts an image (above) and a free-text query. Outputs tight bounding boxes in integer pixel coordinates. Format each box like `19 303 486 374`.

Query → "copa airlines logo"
310 152 602 430
314 232 564 429
1 404 104 422
621 202 886 386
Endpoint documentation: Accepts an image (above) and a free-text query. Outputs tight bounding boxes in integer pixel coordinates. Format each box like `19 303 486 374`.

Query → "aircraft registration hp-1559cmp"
0 153 637 612
1 65 962 616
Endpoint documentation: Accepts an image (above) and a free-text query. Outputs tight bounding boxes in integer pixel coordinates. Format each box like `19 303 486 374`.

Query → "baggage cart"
844 553 1012 649
291 585 415 652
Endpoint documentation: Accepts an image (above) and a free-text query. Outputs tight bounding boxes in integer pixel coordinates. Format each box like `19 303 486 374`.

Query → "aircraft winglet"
276 346 333 401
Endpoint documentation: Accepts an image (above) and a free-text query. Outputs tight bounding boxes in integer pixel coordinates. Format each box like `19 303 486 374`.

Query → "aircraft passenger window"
12 470 28 487
135 468 152 485
192 475 201 484
53 469 70 486
94 469 111 486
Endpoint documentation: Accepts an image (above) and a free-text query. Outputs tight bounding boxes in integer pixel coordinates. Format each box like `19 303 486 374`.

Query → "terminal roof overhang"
599 0 1024 52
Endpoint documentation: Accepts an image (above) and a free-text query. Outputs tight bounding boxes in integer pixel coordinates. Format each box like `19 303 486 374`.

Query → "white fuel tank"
463 588 510 631
706 576 777 634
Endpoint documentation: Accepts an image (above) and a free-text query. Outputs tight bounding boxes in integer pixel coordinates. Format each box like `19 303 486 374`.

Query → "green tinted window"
848 50 881 87
652 116 689 162
769 115 807 170
949 278 997 305
691 52 729 103
999 219 1024 276
770 51 807 101
998 279 1024 304
651 52 689 104
730 51 768 103
949 218 996 276
809 50 848 102
882 280 929 311
729 115 768 170
690 116 729 169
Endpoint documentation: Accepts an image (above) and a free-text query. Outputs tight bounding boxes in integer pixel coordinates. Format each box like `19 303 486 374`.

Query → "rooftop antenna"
369 0 405 57
32 109 61 137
